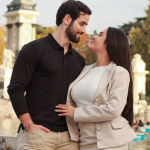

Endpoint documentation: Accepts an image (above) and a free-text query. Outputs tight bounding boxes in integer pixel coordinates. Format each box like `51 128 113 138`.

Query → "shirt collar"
47 34 73 55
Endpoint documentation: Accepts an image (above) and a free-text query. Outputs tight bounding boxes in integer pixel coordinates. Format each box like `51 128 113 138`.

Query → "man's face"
65 13 90 43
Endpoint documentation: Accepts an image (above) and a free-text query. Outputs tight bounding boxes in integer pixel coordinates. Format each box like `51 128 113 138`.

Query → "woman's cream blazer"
66 61 136 149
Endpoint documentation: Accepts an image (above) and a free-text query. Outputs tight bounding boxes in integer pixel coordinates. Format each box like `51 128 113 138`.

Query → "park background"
0 0 150 149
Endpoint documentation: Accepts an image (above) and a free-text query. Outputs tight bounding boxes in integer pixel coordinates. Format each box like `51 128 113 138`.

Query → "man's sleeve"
7 43 39 118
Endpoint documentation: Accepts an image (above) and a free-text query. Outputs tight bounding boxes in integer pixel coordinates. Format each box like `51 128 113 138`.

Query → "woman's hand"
55 104 75 118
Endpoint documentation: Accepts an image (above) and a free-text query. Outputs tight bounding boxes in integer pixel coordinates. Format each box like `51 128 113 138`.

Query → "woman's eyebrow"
99 32 103 34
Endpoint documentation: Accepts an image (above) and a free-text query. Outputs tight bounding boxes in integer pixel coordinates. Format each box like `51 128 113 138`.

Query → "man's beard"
65 21 82 43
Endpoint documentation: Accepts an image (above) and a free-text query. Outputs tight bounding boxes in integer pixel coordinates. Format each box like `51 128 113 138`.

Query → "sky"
0 0 149 34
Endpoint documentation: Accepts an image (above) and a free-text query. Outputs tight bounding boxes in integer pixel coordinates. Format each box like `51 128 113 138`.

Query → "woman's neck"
96 53 111 67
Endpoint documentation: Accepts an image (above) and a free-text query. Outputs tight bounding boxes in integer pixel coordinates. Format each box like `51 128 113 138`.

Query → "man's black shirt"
7 34 85 132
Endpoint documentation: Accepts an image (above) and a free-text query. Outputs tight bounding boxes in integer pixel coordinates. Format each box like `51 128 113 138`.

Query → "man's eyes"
80 23 84 26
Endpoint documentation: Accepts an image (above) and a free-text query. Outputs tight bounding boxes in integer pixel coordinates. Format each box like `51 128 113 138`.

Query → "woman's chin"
88 45 94 51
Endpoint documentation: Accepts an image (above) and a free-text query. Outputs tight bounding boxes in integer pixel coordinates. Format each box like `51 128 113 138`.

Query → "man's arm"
7 43 49 132
19 113 50 132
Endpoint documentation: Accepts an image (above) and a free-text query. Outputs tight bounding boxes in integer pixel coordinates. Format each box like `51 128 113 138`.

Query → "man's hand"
19 113 50 133
55 104 75 118
25 123 50 132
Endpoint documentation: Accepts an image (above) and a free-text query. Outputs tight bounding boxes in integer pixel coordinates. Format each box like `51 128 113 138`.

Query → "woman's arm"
74 69 130 122
56 68 130 123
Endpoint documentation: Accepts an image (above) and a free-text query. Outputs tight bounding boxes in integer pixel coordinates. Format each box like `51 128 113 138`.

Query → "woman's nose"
93 35 96 40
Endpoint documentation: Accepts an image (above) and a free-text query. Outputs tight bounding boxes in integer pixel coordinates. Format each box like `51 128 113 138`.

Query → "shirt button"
105 102 108 105
97 137 101 141
95 98 98 102
97 127 101 131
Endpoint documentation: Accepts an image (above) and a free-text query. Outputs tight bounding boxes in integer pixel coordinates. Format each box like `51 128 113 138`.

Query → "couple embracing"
8 0 136 150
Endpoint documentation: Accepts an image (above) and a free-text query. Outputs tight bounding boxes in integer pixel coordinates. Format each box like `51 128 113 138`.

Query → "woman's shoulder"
114 65 129 74
113 65 130 79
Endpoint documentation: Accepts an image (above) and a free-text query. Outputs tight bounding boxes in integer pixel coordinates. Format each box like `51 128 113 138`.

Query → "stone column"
15 22 23 58
6 24 13 49
32 24 36 41
132 54 149 104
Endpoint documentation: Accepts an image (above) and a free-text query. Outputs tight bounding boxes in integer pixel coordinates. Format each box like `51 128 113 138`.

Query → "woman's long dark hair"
105 27 133 126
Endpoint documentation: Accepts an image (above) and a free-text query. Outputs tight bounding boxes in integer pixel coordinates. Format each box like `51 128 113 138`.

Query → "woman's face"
88 28 107 53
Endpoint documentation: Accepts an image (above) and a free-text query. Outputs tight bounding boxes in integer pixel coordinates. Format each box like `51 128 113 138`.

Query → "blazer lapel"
68 63 96 91
94 61 116 100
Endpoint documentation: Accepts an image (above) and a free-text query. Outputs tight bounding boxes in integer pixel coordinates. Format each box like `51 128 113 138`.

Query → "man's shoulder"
29 36 48 47
20 36 49 57
22 36 49 53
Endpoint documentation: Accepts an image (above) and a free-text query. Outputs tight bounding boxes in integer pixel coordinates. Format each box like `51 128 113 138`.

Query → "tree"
128 0 150 97
0 24 6 65
85 30 97 65
36 24 56 39
71 33 91 60
71 33 91 51
119 18 146 36
71 31 97 65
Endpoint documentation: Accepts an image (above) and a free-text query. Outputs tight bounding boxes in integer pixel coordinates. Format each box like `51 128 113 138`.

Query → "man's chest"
35 51 83 83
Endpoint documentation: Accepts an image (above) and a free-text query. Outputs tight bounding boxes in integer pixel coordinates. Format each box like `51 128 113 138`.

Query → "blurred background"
0 0 150 149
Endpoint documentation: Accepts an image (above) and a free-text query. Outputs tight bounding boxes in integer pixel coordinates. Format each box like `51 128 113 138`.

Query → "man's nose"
81 26 86 34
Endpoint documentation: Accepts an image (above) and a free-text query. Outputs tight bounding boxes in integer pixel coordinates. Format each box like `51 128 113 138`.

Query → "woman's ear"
63 14 72 25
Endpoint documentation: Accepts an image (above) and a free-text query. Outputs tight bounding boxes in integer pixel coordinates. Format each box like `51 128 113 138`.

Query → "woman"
55 27 137 150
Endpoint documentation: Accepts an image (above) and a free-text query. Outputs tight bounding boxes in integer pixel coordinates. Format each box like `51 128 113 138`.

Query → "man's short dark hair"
56 0 92 26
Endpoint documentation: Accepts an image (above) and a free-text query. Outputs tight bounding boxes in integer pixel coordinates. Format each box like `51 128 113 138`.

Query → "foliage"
71 33 91 51
0 24 6 65
72 30 97 65
36 24 56 39
119 18 146 36
128 0 150 97
85 30 97 65
71 33 91 61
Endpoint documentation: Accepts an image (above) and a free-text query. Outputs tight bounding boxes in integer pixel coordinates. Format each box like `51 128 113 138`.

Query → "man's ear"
63 14 72 25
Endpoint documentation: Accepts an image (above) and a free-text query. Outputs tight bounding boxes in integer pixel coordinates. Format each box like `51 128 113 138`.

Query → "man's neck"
52 27 70 54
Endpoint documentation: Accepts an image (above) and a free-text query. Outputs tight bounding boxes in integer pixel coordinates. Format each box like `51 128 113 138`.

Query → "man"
7 0 92 150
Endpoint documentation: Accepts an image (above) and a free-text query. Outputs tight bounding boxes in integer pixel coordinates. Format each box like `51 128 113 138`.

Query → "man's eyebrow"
80 21 88 26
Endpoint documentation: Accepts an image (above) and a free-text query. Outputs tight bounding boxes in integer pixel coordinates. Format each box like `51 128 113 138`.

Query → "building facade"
0 0 39 98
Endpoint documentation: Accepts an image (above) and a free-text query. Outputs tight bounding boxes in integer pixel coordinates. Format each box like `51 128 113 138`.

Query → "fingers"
57 104 67 106
55 109 67 113
58 113 67 116
39 125 50 132
55 104 74 117
55 105 68 116
55 104 68 112
56 104 68 109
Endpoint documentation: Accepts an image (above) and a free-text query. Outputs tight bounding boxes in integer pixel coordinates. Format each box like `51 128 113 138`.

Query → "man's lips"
77 33 81 38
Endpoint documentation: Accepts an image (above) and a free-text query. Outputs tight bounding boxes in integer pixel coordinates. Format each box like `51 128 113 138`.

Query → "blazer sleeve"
74 68 130 123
